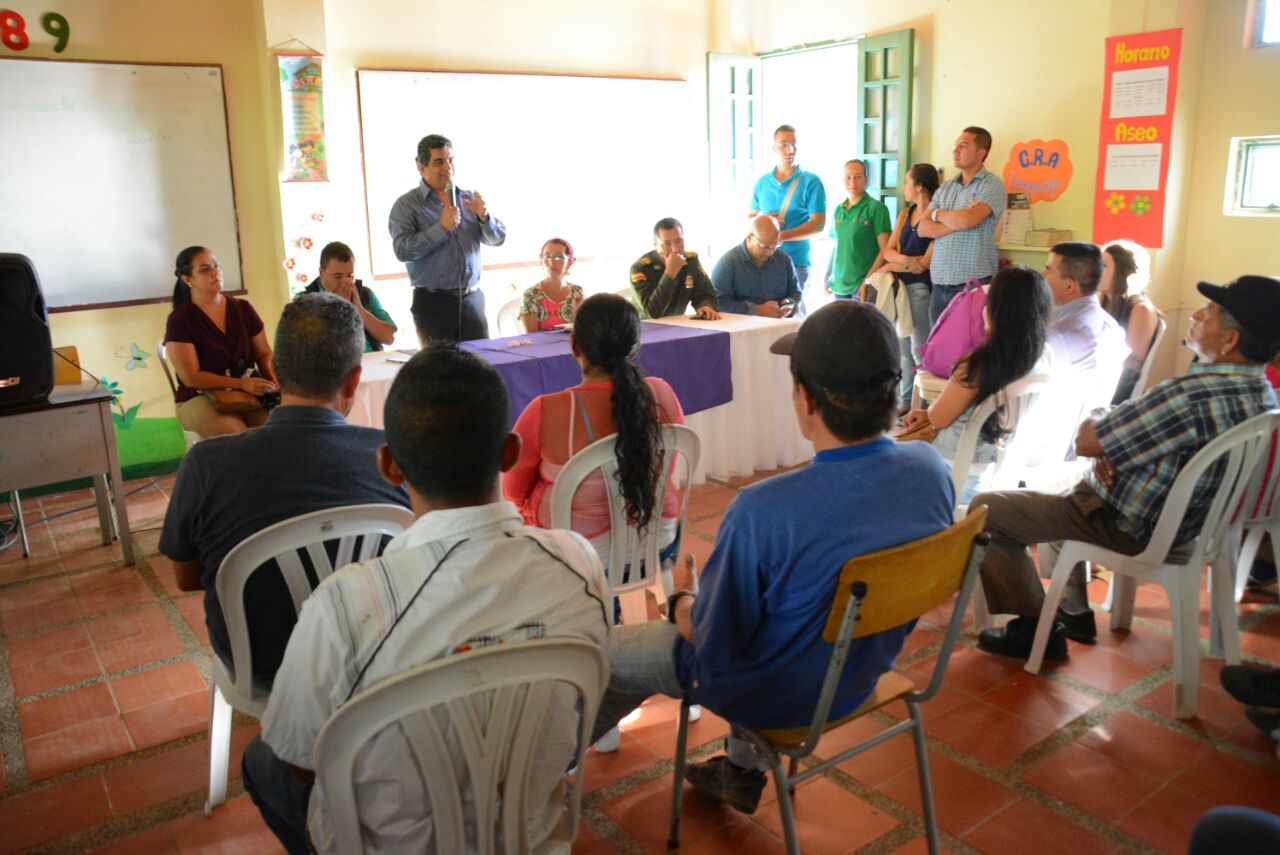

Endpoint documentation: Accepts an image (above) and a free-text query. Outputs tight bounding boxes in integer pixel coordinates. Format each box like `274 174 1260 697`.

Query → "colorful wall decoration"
1002 138 1073 204
278 53 328 182
1092 28 1182 247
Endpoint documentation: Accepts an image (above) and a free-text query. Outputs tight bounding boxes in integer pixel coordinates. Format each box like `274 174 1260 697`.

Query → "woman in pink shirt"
518 237 585 332
504 293 685 567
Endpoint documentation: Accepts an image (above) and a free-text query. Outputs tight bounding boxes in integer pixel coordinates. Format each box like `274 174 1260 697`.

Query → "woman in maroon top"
163 246 278 437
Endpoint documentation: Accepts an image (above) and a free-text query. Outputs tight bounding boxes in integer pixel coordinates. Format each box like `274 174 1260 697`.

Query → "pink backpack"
920 279 987 378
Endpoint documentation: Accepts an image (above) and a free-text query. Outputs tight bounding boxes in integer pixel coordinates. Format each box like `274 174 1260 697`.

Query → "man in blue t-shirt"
589 301 954 814
749 125 827 315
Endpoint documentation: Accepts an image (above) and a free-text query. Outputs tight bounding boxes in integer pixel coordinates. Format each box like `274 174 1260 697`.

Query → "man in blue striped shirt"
388 134 506 344
972 275 1280 660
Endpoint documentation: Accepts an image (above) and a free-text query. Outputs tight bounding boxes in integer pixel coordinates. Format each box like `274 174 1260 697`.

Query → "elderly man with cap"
587 301 954 814
973 275 1280 661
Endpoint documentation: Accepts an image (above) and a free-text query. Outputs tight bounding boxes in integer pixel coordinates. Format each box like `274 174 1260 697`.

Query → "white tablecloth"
348 313 813 484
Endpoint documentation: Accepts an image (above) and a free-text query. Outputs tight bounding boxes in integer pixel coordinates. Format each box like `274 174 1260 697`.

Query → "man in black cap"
588 301 954 814
973 275 1280 660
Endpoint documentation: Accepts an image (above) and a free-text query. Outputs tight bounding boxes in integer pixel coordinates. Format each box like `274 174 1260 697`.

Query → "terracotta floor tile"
1135 678 1264 747
827 716 925 788
1090 623 1176 668
133 528 163 557
913 645 1023 696
876 749 1019 837
880 679 977 724
147 552 187 597
964 798 1113 855
24 715 135 780
0 554 64 585
883 839 959 855
977 673 1101 730
104 725 259 815
581 731 661 793
18 682 118 739
1076 712 1211 780
0 774 114 854
175 595 212 646
48 505 109 536
683 817 788 855
0 575 82 634
6 622 93 665
1034 642 1156 694
124 690 210 750
128 490 171 523
568 820 621 855
751 773 899 855
1114 784 1218 853
900 625 943 657
686 484 738 518
687 515 722 540
88 604 186 672
927 698 1054 767
63 543 128 573
1240 614 1280 661
111 661 207 712
71 566 156 614
603 772 750 853
167 793 286 854
623 696 730 758
1018 741 1164 822
85 826 180 855
1170 748 1280 813
9 646 104 697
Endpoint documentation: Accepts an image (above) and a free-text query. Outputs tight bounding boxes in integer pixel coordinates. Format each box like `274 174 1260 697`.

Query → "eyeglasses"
542 254 570 262
750 235 781 251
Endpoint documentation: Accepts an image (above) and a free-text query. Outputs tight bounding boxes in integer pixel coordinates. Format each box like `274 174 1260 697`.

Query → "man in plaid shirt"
971 275 1280 660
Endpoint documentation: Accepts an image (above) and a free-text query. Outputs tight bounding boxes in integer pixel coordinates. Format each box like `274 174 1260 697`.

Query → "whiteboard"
357 70 696 278
0 59 242 310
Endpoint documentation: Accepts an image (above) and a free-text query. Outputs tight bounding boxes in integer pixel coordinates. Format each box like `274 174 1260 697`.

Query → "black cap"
770 301 901 392
1196 276 1280 341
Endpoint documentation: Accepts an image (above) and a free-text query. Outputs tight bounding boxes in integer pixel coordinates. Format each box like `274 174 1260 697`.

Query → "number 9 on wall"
0 9 71 53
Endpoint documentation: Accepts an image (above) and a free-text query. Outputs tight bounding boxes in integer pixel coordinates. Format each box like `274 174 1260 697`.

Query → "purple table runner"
462 322 731 425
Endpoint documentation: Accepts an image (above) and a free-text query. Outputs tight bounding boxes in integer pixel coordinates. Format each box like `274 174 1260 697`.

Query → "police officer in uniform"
629 217 721 320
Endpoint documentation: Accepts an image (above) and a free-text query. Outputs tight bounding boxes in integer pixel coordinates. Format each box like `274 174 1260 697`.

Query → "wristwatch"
667 590 696 623
930 209 940 223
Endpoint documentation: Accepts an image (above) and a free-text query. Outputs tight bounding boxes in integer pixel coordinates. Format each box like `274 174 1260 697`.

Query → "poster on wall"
1092 28 1181 247
1002 138 1073 204
278 54 328 182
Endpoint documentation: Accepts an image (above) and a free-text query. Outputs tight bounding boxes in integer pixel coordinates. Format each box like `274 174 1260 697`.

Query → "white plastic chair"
496 297 523 336
1025 410 1279 719
314 638 609 855
156 339 201 449
204 503 414 815
946 372 1051 631
1127 316 1169 400
1230 425 1280 602
549 424 700 626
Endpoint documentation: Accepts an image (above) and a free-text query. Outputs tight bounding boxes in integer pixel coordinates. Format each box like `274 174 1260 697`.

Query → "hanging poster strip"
278 54 328 182
1092 28 1181 247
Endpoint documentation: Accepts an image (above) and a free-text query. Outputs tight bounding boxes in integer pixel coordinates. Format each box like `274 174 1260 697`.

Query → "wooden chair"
204 503 414 815
667 511 990 855
314 639 608 855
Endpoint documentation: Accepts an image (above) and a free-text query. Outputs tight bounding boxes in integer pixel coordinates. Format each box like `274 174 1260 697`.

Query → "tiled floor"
0 472 1277 854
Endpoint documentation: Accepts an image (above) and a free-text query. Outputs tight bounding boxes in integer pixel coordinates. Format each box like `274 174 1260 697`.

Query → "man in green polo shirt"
824 159 892 300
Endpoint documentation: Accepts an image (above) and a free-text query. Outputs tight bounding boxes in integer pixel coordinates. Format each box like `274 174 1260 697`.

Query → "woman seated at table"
518 237 585 332
163 246 278 438
1100 239 1161 403
900 266 1052 499
504 293 685 567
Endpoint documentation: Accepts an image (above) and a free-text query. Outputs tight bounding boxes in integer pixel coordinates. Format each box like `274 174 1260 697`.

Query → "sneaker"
1220 665 1280 708
1056 606 1097 643
593 726 621 754
684 756 766 814
977 617 1068 661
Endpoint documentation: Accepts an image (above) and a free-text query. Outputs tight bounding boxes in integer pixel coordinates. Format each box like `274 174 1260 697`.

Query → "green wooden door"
856 30 914 221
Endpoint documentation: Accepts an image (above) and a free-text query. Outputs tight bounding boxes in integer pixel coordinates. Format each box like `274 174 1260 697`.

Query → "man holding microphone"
389 133 506 343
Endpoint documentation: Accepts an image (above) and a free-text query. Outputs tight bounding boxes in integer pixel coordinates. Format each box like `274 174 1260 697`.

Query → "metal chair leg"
667 700 691 848
9 490 30 558
908 702 940 855
770 752 801 855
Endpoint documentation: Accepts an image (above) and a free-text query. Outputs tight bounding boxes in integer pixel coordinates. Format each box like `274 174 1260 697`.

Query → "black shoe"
684 756 766 814
977 617 1068 661
1056 606 1097 643
1220 665 1280 708
1244 706 1280 739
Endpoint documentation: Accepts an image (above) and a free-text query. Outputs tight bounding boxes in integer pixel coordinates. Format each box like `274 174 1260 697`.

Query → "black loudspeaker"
0 253 54 407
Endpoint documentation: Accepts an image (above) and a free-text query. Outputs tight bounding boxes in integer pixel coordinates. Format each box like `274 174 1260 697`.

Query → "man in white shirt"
243 346 610 855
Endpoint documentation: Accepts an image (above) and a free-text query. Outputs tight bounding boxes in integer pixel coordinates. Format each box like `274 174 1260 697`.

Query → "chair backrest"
314 638 609 855
215 503 415 696
947 372 1050 501
549 424 700 600
156 338 179 397
1140 409 1280 567
789 510 989 755
496 297 523 336
1240 424 1280 526
1129 316 1169 400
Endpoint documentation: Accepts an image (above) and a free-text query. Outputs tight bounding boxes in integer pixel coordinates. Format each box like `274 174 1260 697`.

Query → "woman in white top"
1099 239 1161 403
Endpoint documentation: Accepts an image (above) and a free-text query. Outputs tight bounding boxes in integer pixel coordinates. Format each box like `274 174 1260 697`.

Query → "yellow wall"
17 0 1279 418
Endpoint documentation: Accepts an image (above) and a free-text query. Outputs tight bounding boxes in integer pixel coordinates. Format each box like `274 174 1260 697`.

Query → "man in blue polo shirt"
918 126 1006 323
711 215 800 317
588 301 954 813
749 125 827 314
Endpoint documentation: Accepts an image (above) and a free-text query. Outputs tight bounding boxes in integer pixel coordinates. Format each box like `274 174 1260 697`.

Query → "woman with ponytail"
163 246 278 437
504 292 685 567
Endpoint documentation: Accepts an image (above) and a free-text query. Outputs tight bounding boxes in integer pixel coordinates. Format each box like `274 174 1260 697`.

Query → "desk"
0 382 135 564
349 314 812 483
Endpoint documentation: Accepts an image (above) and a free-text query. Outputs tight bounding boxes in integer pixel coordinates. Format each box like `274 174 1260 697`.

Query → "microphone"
448 180 459 209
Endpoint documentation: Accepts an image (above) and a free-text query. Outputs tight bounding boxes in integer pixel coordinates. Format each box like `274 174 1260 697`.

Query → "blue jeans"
900 281 933 408
243 736 312 855
793 265 811 316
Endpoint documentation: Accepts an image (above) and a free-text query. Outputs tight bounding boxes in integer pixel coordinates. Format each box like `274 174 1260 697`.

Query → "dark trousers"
243 736 312 855
411 286 489 345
